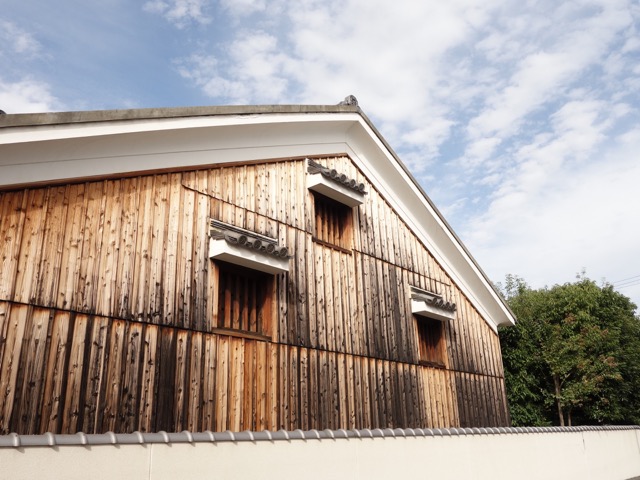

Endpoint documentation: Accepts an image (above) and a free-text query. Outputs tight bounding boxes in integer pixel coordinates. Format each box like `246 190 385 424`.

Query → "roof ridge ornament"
338 95 358 106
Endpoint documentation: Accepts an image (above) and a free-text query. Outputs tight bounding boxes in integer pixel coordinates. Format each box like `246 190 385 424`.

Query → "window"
410 286 453 367
214 261 273 339
417 316 445 367
313 191 353 250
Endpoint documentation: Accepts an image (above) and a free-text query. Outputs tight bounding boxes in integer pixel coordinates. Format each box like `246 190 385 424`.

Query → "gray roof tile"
0 425 638 448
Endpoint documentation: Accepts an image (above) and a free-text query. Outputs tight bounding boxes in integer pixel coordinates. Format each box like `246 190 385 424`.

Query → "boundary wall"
1 426 639 480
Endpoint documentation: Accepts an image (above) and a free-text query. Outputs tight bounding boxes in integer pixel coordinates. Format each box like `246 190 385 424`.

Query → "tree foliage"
498 275 640 426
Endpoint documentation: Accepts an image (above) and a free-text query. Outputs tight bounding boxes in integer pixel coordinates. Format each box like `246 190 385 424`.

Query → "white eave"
0 105 516 331
209 238 289 275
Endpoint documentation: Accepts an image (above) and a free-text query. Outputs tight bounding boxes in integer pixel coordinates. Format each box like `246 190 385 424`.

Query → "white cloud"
0 20 42 58
143 0 212 28
0 78 61 113
463 117 640 303
219 0 267 16
462 1 633 167
177 0 510 159
177 31 290 103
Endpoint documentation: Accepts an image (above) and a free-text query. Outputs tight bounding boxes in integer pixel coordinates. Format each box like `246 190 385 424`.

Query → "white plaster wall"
2 430 639 480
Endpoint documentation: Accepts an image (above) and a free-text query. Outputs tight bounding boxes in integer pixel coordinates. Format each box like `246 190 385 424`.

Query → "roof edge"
0 104 361 128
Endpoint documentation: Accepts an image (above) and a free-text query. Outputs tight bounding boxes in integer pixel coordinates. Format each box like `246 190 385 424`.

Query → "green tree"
499 275 640 426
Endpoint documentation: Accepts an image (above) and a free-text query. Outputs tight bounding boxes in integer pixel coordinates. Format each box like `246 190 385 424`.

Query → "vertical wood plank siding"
0 156 509 434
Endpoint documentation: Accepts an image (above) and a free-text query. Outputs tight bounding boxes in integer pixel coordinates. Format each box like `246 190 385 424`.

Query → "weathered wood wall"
0 156 509 434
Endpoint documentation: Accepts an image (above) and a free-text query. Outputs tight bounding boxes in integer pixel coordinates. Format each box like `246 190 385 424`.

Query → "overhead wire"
611 274 640 290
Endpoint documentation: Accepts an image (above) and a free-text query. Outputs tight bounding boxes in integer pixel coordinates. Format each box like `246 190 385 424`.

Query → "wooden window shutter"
417 317 445 367
313 191 353 250
214 261 273 340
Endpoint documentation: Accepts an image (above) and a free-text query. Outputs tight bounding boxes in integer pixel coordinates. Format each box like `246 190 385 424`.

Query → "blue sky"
2 0 640 308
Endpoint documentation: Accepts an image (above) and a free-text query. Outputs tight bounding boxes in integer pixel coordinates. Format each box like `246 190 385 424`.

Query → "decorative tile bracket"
209 220 290 274
410 286 456 321
307 158 366 207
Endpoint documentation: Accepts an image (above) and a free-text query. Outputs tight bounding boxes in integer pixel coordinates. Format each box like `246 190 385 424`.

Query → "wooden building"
0 103 515 435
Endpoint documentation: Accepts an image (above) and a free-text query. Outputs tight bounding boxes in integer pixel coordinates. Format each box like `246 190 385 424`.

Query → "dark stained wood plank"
377 193 389 264
176 185 195 329
96 180 122 318
56 184 86 309
12 307 50 434
255 340 267 431
317 349 328 429
323 247 335 352
81 316 110 433
352 355 364 428
234 165 247 223
328 350 339 430
187 332 203 432
214 335 229 432
332 250 345 352
138 324 158 432
298 346 309 430
305 233 318 349
295 228 309 346
228 336 243 432
278 344 289 430
359 254 374 358
35 186 68 307
193 185 210 331
14 188 49 305
148 175 169 324
132 175 155 323
200 333 216 431
314 242 327 350
267 342 279 430
172 330 189 430
384 262 399 361
352 253 368 358
0 191 26 301
345 354 356 429
61 313 89 434
119 322 144 433
342 250 357 356
288 345 299 431
277 269 288 344
100 319 126 433
283 225 297 344
115 178 139 319
374 258 390 359
40 310 72 434
153 327 176 432
308 347 319 430
75 181 104 313
162 174 181 326
337 352 348 428
242 339 255 431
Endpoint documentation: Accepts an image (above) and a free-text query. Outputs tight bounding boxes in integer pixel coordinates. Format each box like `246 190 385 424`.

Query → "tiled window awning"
307 158 366 207
209 220 290 274
410 286 456 321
